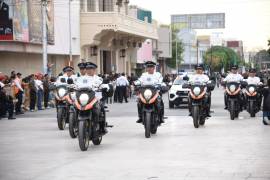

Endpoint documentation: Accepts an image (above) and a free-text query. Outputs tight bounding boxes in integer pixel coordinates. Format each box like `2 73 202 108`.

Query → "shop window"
87 0 95 12
99 0 113 12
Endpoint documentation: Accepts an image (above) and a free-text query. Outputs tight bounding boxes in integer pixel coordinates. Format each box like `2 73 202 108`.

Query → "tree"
204 46 242 72
267 39 270 55
167 29 184 69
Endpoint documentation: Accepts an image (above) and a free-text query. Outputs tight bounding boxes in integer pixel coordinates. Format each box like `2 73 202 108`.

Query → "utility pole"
69 0 72 65
176 40 178 74
42 0 48 74
196 39 199 65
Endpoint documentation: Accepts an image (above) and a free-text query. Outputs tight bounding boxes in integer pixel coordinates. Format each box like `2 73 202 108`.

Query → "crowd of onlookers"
0 71 56 120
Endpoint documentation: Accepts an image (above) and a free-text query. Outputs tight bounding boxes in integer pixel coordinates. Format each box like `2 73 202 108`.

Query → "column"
95 0 99 12
115 49 119 73
97 47 101 74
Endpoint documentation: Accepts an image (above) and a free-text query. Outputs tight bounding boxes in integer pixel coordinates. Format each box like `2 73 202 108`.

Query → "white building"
80 0 158 75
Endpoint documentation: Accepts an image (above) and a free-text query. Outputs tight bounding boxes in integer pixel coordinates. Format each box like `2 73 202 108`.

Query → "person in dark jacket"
43 74 50 109
29 74 37 112
262 79 270 125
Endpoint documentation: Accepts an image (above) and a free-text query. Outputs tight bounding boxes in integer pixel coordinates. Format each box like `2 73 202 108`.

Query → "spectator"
14 72 24 115
35 74 44 110
116 73 129 103
29 74 37 112
22 76 30 111
43 74 50 109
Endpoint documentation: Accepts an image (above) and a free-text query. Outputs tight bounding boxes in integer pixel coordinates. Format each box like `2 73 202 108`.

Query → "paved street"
0 88 270 180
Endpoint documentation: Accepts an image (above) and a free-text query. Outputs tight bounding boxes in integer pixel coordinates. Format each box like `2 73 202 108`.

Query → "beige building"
80 0 158 75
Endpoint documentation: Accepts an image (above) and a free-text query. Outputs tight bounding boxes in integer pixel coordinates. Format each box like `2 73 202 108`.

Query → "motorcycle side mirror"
67 78 74 85
60 78 66 83
183 76 189 81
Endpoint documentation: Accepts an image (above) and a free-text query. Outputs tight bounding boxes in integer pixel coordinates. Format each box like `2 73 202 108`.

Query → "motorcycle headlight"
229 85 236 92
70 92 76 101
79 93 89 106
58 88 66 98
249 87 255 94
144 89 153 100
193 87 201 96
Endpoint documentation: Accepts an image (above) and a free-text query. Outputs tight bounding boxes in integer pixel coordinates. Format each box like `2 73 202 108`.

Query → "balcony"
80 12 158 47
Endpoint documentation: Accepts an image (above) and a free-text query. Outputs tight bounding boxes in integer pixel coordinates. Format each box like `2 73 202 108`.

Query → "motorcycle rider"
77 62 87 77
187 64 212 117
56 66 77 84
136 61 165 124
244 68 263 108
76 62 109 134
223 65 244 110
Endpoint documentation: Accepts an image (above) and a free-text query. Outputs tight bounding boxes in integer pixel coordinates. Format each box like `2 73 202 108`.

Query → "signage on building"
171 13 225 30
0 0 13 40
0 0 54 44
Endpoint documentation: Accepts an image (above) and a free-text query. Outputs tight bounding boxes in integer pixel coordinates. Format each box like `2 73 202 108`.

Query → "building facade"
0 0 80 76
80 0 158 75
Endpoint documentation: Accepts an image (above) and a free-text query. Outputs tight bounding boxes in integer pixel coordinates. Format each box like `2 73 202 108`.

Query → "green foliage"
167 29 184 68
268 39 270 55
204 46 242 72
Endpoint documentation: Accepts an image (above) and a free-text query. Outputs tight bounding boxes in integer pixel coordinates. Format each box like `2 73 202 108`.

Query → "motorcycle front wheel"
144 112 151 138
192 106 199 128
249 101 255 117
57 108 66 130
78 120 90 151
230 101 235 120
69 110 78 138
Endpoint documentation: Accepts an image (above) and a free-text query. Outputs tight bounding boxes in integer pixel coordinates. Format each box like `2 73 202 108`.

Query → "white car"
168 78 190 108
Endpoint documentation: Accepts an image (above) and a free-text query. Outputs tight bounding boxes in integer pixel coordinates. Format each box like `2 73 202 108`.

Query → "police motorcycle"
223 81 247 120
135 81 166 138
74 79 112 151
67 84 79 138
53 78 74 130
244 83 263 117
183 81 214 128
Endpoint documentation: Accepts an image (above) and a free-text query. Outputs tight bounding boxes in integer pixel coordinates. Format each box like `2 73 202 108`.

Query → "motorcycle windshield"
76 77 95 89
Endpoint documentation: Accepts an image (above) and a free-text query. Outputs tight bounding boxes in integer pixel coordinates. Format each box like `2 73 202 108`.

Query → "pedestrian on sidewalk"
116 73 129 103
43 74 50 109
35 74 44 110
14 73 24 115
29 74 37 111
262 79 270 125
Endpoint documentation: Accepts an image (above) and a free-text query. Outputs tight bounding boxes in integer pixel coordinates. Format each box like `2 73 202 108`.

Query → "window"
87 0 95 12
80 0 85 12
99 0 113 12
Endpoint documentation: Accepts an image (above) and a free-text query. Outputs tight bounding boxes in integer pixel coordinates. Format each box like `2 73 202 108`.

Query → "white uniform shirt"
245 76 261 85
34 79 43 90
223 73 243 83
14 78 23 91
76 75 103 89
116 76 129 86
189 74 209 84
0 82 4 88
138 72 163 86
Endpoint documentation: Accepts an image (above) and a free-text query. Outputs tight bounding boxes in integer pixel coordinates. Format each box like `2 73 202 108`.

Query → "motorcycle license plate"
182 98 188 102
95 92 102 100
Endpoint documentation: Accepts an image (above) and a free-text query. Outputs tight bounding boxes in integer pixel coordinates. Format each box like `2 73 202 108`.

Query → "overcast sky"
131 0 270 51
